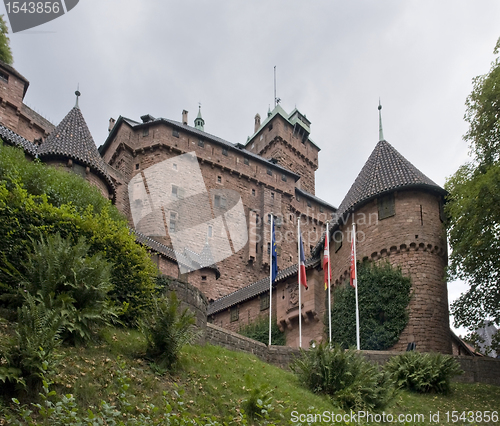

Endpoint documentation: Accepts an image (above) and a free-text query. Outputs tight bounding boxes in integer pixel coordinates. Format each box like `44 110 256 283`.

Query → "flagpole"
327 223 332 344
352 223 360 350
269 214 273 346
298 218 302 348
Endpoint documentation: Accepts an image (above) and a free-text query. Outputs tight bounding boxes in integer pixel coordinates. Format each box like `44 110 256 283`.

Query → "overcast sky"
3 0 499 335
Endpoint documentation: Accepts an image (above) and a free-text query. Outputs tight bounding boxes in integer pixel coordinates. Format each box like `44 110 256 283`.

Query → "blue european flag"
271 218 278 283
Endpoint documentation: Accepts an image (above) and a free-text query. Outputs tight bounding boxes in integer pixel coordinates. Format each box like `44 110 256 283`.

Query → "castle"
0 60 453 353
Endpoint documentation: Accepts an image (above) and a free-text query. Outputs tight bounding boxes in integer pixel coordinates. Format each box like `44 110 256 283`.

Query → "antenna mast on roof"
274 66 280 107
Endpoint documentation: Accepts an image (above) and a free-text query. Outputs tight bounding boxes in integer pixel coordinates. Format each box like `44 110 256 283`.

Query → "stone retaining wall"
169 281 500 386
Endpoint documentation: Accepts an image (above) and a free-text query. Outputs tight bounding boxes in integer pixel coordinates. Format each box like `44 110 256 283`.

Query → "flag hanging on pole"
269 214 278 346
299 236 308 289
271 218 278 283
350 233 356 288
323 229 330 290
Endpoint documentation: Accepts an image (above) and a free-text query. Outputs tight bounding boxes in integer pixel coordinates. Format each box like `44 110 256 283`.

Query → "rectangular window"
214 195 227 208
230 306 239 322
0 71 8 83
207 225 213 238
378 193 395 220
267 168 273 176
201 275 207 281
334 231 342 253
172 129 179 138
252 189 256 196
217 176 222 183
307 200 312 208
222 148 228 156
244 157 249 165
172 185 178 197
267 242 271 254
260 293 270 311
281 174 287 182
135 163 140 170
268 213 272 224
271 192 274 200
173 163 177 171
142 127 149 137
319 206 324 213
198 139 204 147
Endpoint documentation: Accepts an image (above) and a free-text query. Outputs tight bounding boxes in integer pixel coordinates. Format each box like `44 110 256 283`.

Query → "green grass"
1 327 500 425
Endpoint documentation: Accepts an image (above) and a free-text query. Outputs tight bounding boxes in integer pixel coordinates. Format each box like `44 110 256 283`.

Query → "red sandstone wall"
328 190 451 353
102 120 333 299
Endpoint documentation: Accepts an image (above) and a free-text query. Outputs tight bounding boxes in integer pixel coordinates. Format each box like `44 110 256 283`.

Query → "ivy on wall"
239 315 286 346
326 261 412 350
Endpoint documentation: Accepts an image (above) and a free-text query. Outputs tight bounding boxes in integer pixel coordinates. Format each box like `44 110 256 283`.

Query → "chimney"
254 113 261 134
182 110 188 125
108 117 116 133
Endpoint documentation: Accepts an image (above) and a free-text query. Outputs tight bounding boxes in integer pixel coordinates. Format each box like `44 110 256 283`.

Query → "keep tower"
245 105 320 195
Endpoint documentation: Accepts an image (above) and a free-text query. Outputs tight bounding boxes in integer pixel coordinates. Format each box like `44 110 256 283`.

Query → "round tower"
329 136 451 354
37 91 115 200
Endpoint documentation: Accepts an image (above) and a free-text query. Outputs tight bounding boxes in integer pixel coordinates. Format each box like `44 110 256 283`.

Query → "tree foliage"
445 37 500 331
328 261 412 350
0 15 13 65
0 143 158 325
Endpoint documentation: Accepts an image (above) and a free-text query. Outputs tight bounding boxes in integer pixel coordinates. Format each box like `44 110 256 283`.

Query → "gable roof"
207 256 320 315
337 139 445 217
38 107 114 192
99 115 300 181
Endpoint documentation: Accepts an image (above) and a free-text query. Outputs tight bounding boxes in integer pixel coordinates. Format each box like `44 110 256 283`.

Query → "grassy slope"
2 327 500 425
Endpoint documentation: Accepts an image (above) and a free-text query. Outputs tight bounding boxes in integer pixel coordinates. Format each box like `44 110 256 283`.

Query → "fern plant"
14 233 117 344
139 293 198 371
384 351 463 394
0 293 63 392
291 342 396 411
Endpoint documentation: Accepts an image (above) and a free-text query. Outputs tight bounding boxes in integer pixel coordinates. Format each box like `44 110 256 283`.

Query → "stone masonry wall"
329 190 451 354
101 119 334 301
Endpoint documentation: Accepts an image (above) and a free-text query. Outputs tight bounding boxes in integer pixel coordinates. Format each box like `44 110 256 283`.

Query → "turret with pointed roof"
38 92 114 198
336 139 446 218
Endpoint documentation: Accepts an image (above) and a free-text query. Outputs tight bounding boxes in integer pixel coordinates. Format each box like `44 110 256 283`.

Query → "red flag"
323 231 330 290
350 234 356 288
299 236 308 289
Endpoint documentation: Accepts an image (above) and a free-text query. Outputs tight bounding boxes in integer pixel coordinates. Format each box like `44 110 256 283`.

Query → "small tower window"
217 176 222 183
252 189 256 196
378 194 395 220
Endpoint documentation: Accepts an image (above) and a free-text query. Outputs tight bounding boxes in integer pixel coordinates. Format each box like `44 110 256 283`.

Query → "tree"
445 37 500 335
0 15 13 65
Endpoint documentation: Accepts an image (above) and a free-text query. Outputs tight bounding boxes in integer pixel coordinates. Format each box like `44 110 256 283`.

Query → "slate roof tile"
38 107 114 191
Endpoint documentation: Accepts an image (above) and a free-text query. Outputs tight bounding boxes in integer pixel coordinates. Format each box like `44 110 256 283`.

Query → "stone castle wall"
329 190 451 353
101 118 333 301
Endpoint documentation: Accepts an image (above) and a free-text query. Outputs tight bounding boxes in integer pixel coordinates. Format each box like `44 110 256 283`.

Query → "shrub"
384 351 463 394
0 143 158 325
328 261 412 350
0 293 63 393
239 315 286 346
291 342 395 411
12 233 117 344
139 293 198 371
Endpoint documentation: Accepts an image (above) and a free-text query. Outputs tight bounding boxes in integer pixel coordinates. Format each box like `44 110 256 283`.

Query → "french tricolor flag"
299 236 308 289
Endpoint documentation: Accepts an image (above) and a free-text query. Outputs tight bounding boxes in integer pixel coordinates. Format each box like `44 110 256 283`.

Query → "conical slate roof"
38 107 113 189
337 140 445 216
